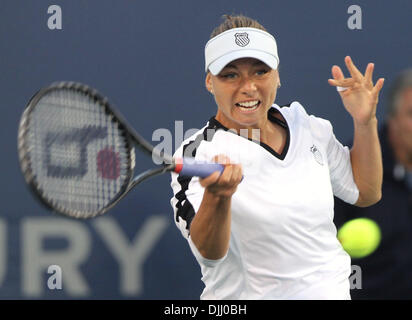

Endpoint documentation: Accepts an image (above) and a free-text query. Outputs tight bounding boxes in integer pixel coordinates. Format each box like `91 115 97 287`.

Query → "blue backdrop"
0 0 411 299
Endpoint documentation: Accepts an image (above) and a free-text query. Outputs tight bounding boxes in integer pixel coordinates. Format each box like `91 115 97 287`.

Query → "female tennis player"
170 14 384 299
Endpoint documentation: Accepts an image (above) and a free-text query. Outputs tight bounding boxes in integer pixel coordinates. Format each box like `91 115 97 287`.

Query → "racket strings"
25 88 131 217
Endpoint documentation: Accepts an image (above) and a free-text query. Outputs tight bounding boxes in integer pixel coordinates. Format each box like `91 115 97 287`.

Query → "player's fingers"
219 163 235 185
199 171 221 188
344 56 363 81
209 154 243 189
372 78 385 97
221 164 242 193
209 154 230 181
232 164 243 185
328 78 356 87
331 65 345 80
225 164 240 183
212 154 231 165
364 63 374 86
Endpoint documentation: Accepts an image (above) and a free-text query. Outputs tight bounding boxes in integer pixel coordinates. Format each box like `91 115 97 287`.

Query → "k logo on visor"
234 32 250 47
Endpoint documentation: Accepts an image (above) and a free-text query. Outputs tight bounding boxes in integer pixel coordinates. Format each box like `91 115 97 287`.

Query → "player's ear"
205 72 213 94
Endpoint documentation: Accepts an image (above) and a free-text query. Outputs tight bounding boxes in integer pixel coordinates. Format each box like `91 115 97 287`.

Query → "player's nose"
239 77 257 94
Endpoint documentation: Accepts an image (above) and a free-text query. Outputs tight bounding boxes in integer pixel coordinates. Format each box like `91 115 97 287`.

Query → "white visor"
205 27 279 75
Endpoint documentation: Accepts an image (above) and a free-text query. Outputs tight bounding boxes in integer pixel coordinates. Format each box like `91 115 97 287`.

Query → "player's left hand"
328 56 385 126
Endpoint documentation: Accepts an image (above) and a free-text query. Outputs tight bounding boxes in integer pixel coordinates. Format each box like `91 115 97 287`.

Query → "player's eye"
219 72 237 79
256 69 269 76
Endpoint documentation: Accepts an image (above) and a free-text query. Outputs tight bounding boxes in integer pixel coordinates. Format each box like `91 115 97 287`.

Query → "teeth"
237 100 259 107
238 104 259 112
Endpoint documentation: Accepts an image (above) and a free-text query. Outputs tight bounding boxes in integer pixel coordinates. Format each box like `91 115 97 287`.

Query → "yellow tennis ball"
337 218 381 258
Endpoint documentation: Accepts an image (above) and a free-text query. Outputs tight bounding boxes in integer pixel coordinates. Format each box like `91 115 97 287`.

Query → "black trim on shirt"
174 105 291 233
174 122 217 234
208 106 291 160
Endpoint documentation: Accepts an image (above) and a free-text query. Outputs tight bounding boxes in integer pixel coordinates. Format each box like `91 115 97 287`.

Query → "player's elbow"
355 190 382 207
198 248 228 261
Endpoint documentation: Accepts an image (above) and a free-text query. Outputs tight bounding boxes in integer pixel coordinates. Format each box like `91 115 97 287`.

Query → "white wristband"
337 86 348 92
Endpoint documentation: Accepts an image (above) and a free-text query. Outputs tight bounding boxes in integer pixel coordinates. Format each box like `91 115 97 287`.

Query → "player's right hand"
199 154 243 198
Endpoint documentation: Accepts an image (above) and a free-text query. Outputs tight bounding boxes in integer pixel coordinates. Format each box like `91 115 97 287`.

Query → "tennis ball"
337 218 381 258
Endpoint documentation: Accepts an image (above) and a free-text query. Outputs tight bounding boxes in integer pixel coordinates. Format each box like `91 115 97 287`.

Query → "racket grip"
175 159 224 178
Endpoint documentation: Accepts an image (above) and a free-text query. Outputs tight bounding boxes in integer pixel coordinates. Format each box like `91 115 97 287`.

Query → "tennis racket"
18 82 224 219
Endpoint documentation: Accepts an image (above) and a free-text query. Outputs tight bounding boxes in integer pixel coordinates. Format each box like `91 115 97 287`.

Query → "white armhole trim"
327 134 359 205
188 236 228 268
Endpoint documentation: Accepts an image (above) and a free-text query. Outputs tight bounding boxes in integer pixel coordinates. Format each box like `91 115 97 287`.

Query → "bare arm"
189 155 242 260
350 117 383 206
328 56 384 207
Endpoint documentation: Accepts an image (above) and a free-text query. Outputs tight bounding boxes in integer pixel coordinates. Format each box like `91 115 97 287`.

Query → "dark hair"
386 69 412 119
210 14 267 39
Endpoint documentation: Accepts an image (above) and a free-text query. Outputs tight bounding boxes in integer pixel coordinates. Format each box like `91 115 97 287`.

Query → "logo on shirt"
310 144 324 165
234 33 250 47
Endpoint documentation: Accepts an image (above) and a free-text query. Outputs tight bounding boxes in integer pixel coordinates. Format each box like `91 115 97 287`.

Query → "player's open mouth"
235 100 261 112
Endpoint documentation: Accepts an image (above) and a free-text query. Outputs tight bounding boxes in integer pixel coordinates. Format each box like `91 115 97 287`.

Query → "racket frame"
18 81 176 218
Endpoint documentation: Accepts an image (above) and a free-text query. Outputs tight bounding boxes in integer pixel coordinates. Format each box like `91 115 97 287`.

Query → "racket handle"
174 158 224 178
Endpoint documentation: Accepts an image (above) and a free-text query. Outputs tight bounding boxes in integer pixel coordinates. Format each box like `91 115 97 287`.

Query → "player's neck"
259 118 287 154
